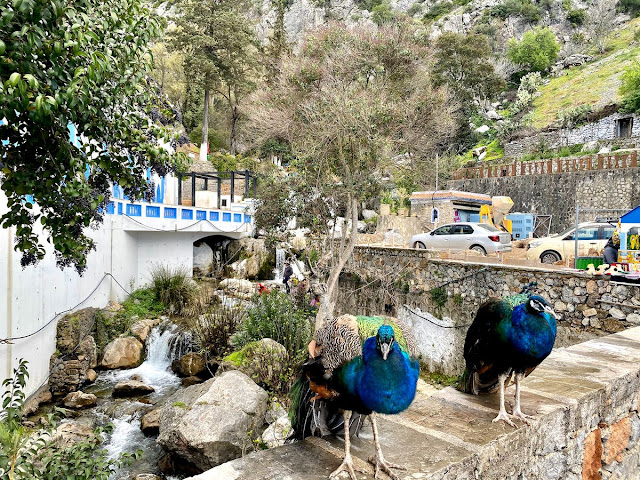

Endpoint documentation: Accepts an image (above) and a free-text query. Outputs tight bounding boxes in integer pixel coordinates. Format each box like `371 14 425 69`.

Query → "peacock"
289 315 420 480
458 284 557 426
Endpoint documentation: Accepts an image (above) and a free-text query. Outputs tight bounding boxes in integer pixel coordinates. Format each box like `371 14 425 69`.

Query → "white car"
409 222 513 255
526 222 615 264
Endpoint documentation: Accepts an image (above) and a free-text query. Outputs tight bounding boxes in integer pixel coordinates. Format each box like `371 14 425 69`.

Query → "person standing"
283 261 294 293
603 227 620 264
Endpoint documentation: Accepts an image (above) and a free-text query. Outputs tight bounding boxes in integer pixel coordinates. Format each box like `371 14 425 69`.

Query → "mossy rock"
224 339 288 391
56 308 97 355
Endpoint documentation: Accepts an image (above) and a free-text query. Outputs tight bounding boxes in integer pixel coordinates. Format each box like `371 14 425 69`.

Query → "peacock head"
526 295 557 319
376 325 396 360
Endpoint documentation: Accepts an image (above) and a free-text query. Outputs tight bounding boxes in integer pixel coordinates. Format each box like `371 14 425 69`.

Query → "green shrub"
423 1 454 20
507 27 560 73
1 360 140 480
566 8 586 26
192 303 245 360
372 0 394 25
619 0 640 16
491 0 542 22
150 264 196 315
234 290 312 360
620 62 640 113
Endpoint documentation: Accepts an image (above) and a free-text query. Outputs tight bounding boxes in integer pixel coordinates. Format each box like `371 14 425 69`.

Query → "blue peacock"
289 315 420 480
458 283 558 426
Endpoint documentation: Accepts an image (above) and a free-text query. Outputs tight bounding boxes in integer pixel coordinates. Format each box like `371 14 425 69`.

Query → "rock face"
22 384 53 416
62 391 98 409
113 380 155 397
193 241 214 277
130 318 160 343
157 370 269 471
219 278 255 297
226 238 272 280
101 337 144 369
54 422 95 448
261 415 291 449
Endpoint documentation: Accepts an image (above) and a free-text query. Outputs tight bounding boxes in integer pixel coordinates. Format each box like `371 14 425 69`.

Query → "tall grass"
149 264 196 315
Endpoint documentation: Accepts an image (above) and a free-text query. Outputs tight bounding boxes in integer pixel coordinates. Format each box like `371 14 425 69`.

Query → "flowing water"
83 323 195 479
274 247 285 281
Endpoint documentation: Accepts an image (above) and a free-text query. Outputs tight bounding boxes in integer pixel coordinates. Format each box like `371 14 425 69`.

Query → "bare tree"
244 22 459 331
587 0 617 54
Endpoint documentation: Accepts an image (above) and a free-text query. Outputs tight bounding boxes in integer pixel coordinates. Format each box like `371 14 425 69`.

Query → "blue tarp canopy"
621 206 640 224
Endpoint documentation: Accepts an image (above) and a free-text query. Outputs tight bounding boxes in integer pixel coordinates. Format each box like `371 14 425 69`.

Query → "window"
600 226 616 240
565 227 598 240
433 225 452 235
221 199 228 207
616 117 633 138
461 225 474 234
476 223 500 232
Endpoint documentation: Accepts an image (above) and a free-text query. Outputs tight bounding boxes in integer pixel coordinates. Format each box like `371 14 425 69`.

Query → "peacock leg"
511 372 532 424
491 373 516 427
368 412 407 480
329 410 366 480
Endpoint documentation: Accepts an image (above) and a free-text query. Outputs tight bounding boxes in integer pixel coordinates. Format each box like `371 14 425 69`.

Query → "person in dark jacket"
603 228 620 264
283 261 294 293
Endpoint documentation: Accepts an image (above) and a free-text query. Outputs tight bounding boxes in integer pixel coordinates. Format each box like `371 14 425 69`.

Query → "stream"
82 323 195 479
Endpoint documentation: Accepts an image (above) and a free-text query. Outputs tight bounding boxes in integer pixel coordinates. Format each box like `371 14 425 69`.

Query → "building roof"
621 205 640 224
409 190 492 205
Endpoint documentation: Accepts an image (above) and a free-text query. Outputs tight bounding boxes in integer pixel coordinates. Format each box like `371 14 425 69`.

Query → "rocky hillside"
255 0 630 57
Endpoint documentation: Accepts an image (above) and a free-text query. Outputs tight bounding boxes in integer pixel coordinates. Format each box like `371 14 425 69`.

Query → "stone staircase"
187 327 640 480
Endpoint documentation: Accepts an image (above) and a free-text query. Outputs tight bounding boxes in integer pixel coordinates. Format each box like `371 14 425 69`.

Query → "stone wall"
336 246 640 374
450 166 640 233
504 113 640 158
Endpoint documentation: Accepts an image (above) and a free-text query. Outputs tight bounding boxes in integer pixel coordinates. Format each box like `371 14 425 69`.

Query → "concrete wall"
504 112 640 158
336 246 640 374
450 166 640 233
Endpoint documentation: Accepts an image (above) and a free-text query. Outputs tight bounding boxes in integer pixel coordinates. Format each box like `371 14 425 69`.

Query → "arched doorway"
193 235 234 277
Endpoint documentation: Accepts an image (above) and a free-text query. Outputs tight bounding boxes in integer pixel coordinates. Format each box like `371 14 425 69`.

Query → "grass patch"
420 370 459 388
531 17 640 128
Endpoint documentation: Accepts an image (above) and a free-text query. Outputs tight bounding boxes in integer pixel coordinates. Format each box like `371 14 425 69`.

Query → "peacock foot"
511 408 533 425
368 453 407 480
329 455 366 480
492 410 516 428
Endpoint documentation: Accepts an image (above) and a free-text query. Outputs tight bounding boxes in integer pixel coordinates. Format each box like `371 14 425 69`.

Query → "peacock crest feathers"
315 315 418 373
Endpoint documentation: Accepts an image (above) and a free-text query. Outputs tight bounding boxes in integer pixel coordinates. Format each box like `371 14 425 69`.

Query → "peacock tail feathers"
316 315 418 373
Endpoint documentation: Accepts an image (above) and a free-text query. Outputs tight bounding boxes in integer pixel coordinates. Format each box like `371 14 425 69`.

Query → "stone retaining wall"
336 246 640 374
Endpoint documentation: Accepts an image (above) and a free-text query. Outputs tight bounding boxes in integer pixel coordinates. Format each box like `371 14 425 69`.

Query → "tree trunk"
230 100 238 156
200 86 210 163
315 196 359 332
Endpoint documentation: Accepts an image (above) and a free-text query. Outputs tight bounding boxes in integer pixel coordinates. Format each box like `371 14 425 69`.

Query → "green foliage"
430 287 448 309
234 291 312 359
150 264 196 315
620 62 640 113
556 104 593 128
491 0 542 22
420 369 459 388
260 138 296 166
372 1 395 25
0 0 185 272
423 1 455 20
507 27 560 73
188 125 229 151
172 401 187 409
1 360 140 479
432 33 506 109
355 0 385 11
566 8 587 26
407 3 423 16
191 303 246 360
619 0 640 16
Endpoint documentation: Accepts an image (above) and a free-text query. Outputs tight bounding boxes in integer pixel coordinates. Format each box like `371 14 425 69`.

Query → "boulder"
141 408 161 435
224 339 288 391
362 209 378 220
486 110 502 120
157 370 269 471
54 422 95 449
113 380 155 397
193 241 214 276
174 353 207 377
130 319 160 343
85 369 98 383
49 335 98 396
474 125 490 134
265 400 287 424
101 337 144 369
63 391 97 409
261 415 291 449
219 278 254 296
23 384 53 416
563 53 592 67
135 475 162 480
56 308 97 355
182 376 204 387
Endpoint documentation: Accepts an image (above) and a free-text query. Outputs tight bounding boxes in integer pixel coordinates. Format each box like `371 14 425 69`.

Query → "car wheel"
540 251 561 264
470 245 487 255
415 241 426 249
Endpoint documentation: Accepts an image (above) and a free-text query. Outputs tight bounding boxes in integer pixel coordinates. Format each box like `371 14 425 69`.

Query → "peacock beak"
544 304 557 319
381 342 390 360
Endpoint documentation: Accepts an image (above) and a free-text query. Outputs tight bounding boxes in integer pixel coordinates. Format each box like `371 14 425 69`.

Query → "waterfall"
274 247 285 281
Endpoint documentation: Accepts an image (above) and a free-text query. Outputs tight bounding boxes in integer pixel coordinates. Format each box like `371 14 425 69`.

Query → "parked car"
526 222 615 264
409 222 512 255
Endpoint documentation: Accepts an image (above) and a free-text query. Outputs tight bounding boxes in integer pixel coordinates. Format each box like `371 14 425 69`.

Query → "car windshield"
475 223 500 232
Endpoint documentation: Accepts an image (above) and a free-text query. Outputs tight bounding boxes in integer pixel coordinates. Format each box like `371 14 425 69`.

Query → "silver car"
409 222 513 255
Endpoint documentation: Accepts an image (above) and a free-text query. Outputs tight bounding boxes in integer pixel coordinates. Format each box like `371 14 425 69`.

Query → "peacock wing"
316 315 364 373
463 297 513 380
